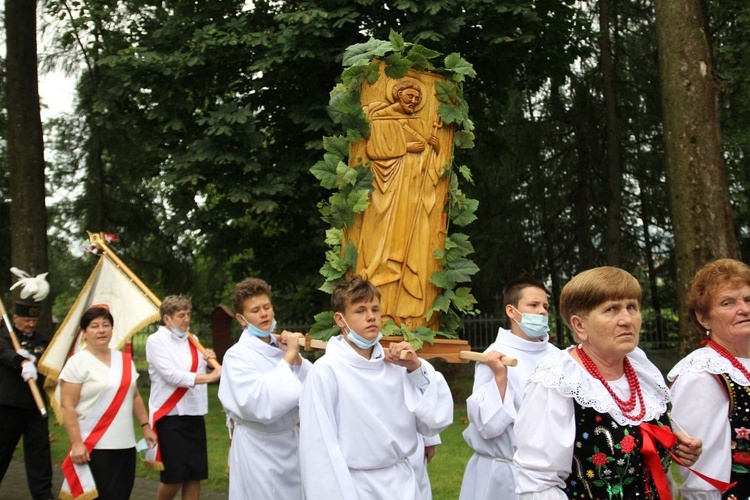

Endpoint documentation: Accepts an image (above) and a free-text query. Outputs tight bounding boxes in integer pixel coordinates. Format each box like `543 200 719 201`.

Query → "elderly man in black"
0 271 53 500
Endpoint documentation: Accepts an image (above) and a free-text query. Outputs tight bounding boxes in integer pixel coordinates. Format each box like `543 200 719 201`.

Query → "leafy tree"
43 0 584 324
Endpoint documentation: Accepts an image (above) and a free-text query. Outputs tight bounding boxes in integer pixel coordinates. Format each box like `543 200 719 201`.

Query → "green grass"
20 382 474 498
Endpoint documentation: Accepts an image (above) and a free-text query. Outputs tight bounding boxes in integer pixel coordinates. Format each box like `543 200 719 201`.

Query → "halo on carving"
385 77 427 113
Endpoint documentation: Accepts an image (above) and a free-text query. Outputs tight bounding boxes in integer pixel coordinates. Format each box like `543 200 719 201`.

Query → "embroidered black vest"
564 402 670 500
716 373 750 499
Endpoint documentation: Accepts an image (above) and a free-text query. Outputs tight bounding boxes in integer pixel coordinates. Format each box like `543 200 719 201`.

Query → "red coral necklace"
577 345 646 421
708 339 750 380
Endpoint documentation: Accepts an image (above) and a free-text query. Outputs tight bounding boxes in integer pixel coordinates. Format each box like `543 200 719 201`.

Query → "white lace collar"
529 346 670 426
667 347 750 386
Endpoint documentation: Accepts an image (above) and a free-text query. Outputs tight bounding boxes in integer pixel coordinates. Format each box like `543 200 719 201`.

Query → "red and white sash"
144 340 199 471
60 350 132 500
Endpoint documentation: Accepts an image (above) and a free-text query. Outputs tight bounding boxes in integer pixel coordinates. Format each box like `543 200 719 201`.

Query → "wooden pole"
87 232 220 369
283 331 519 366
0 298 47 416
397 347 517 366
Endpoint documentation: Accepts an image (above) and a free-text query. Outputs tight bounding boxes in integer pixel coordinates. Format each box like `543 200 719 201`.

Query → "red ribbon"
151 341 199 463
639 422 676 500
639 422 737 496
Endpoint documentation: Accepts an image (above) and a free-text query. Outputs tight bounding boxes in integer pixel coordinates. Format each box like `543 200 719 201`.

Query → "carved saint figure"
350 75 449 328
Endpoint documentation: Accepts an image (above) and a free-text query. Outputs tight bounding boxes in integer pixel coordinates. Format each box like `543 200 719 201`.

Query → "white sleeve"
217 349 305 424
465 360 516 439
405 359 454 437
423 433 441 447
670 370 728 500
513 381 575 498
145 334 197 388
299 366 354 500
59 354 86 384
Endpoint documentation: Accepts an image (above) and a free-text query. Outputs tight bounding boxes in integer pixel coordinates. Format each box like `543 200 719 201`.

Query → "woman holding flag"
58 305 156 500
146 295 220 500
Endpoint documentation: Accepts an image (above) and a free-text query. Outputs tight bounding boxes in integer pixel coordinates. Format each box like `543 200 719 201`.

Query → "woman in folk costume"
299 276 453 500
669 258 750 499
146 295 220 500
513 266 703 499
217 277 313 500
59 306 156 500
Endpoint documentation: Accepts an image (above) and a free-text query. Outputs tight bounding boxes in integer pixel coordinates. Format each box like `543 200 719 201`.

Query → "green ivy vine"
309 30 480 349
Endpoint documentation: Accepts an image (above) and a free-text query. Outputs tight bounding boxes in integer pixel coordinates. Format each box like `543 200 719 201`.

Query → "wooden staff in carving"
395 115 444 309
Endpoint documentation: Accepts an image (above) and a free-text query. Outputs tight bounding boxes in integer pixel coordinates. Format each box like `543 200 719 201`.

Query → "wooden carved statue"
346 65 453 330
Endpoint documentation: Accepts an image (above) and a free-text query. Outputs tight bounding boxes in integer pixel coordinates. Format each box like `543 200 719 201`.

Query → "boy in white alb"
217 277 312 500
299 276 454 500
459 272 559 500
146 295 221 500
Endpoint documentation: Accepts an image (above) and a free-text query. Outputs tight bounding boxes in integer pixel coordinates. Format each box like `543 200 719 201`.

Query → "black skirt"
155 415 208 484
89 448 136 500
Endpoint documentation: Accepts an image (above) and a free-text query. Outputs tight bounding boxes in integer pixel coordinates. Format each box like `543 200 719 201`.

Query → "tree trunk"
5 0 50 329
571 80 596 270
600 0 622 266
654 0 739 355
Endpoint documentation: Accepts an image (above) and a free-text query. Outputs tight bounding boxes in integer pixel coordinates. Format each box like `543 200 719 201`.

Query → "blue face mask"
169 322 189 339
243 318 277 338
511 306 549 339
341 317 382 349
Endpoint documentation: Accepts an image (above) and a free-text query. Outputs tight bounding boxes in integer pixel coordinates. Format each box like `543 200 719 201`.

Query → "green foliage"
37 0 720 340
310 33 479 347
308 310 341 339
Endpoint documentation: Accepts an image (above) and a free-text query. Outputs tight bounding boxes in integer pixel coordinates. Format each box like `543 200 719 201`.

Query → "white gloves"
21 361 38 382
16 348 37 364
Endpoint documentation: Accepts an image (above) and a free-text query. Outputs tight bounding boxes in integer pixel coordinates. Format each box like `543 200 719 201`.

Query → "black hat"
10 268 49 318
14 298 41 318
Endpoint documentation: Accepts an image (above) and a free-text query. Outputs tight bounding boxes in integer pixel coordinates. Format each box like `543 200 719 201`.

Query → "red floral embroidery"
595 415 603 423
591 451 608 467
620 435 636 454
733 451 750 466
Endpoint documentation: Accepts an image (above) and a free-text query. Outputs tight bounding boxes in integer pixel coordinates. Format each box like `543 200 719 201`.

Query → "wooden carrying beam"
284 333 517 366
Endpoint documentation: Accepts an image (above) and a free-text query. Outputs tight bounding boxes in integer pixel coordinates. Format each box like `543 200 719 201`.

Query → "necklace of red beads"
576 345 646 421
708 339 750 380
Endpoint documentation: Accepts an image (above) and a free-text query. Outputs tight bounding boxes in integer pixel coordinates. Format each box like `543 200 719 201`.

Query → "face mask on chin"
340 317 382 349
242 317 277 338
168 321 189 339
511 306 550 339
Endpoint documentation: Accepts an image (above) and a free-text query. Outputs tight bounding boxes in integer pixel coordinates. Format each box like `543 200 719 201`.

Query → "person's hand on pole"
21 361 38 381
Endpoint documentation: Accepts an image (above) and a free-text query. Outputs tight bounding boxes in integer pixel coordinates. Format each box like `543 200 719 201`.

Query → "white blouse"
59 349 138 450
668 347 750 500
